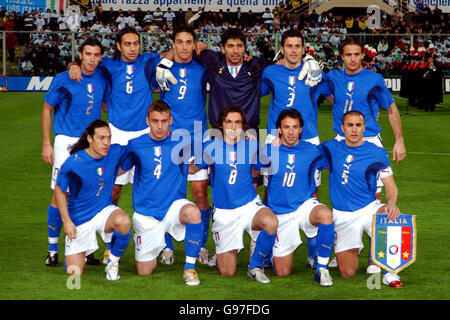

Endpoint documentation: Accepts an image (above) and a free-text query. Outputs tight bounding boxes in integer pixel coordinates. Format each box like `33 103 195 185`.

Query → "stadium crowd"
0 1 449 77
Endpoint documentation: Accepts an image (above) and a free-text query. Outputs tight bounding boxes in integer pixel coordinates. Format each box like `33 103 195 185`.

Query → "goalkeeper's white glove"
298 54 322 87
156 58 177 91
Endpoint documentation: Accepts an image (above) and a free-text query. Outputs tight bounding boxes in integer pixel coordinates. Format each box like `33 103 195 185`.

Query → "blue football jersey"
319 139 392 211
197 138 260 209
325 68 394 137
100 53 160 131
56 144 126 226
44 71 106 137
121 133 191 220
160 60 209 137
261 64 331 139
258 141 327 214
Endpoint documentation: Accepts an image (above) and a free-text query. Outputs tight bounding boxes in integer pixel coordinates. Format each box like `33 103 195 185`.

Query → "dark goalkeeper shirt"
194 50 273 128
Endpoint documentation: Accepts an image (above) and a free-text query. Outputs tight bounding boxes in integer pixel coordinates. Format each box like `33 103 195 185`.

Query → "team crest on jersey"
229 151 237 163
154 146 162 157
179 68 187 78
347 81 355 91
126 65 133 75
345 154 354 163
97 167 104 176
288 76 296 86
87 83 93 93
287 154 295 165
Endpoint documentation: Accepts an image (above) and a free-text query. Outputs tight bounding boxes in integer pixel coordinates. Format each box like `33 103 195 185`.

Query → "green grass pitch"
0 91 448 302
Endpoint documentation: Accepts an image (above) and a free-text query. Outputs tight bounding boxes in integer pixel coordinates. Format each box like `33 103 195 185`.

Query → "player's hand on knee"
385 204 401 221
156 58 177 91
298 54 322 87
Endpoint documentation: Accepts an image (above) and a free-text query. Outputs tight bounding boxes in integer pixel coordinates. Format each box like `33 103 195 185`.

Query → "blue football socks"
47 205 62 253
184 222 203 270
200 209 211 248
249 230 277 269
316 223 335 272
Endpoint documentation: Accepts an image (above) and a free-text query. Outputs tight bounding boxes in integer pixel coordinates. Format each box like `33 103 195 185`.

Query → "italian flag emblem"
347 81 354 91
371 214 417 273
287 154 295 165
345 154 354 163
288 76 295 86
154 146 162 157
179 68 186 78
97 167 104 176
126 65 133 75
87 83 93 93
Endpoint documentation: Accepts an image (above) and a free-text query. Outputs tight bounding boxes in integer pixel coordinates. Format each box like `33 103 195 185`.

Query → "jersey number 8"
228 169 237 185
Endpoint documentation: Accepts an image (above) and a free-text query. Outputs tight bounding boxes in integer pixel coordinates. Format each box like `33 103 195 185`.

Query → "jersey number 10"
282 172 296 187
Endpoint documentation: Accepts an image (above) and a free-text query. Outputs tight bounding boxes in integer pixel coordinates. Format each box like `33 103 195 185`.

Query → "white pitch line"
387 151 450 156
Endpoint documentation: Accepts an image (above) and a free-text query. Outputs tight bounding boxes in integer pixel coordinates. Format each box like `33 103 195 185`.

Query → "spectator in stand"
153 7 163 26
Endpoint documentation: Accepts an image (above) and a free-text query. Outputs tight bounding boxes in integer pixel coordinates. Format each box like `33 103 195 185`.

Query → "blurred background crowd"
0 0 448 77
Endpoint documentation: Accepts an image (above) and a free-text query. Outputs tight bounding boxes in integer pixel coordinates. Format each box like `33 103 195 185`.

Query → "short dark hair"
147 100 171 116
79 37 104 55
342 110 365 123
339 36 363 55
172 25 196 42
281 29 304 47
221 28 246 47
215 104 250 134
276 109 304 129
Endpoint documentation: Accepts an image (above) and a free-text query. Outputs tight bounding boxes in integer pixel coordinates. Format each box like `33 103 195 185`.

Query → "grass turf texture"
0 92 448 301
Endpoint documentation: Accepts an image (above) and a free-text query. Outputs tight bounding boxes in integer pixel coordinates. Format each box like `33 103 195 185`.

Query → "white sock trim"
185 256 197 265
317 256 330 266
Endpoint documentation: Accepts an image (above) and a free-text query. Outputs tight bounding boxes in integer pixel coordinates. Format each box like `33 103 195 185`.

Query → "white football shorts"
133 198 193 262
51 134 79 190
333 200 385 254
273 197 323 258
64 205 117 256
211 195 266 255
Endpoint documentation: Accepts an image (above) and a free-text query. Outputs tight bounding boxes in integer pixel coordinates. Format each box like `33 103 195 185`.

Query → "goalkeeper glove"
156 58 177 91
298 54 322 87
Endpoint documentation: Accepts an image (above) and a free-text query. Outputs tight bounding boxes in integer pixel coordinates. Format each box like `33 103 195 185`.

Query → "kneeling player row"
55 102 403 287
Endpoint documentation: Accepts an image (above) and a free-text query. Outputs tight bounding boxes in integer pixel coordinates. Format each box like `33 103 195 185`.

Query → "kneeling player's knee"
182 204 201 223
218 266 236 277
136 261 156 276
262 213 278 234
339 267 357 278
115 212 131 231
274 265 291 277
